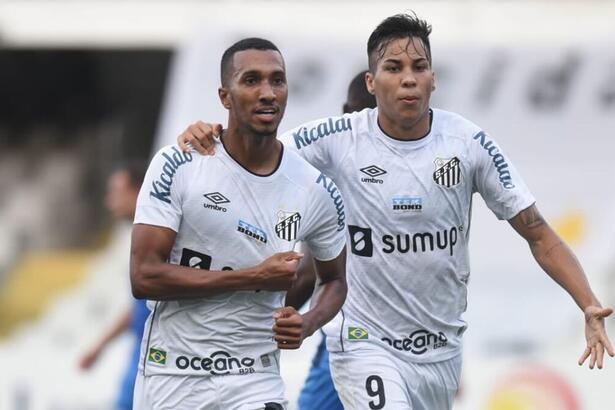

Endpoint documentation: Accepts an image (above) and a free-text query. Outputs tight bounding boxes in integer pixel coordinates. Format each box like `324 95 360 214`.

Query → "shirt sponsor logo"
473 131 516 189
275 211 301 241
203 192 230 212
149 146 193 204
392 196 422 212
175 351 255 376
381 330 448 355
292 117 352 149
433 157 461 188
315 173 345 232
359 165 387 184
237 219 267 244
180 248 212 270
348 225 373 257
147 347 167 366
348 225 460 257
348 327 369 340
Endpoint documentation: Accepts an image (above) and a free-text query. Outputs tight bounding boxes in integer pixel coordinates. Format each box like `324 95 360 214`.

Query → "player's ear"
365 71 376 95
218 87 231 110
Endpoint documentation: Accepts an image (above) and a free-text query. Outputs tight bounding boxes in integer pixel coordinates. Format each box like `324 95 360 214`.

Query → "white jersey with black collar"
134 140 346 376
280 107 535 363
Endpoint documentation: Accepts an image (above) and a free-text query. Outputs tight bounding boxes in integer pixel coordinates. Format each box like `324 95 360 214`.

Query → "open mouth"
254 107 279 121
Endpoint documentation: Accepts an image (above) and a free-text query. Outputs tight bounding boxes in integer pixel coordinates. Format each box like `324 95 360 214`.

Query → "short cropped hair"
344 70 377 114
220 37 281 86
367 13 432 72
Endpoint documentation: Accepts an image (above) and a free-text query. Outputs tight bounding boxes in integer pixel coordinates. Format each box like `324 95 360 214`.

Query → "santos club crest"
275 211 301 241
433 157 461 188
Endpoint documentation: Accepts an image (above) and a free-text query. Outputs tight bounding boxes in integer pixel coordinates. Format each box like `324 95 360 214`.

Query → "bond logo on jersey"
348 327 369 340
175 351 255 376
473 131 516 189
292 117 352 150
203 192 230 212
359 165 387 184
392 196 422 213
180 248 212 270
433 157 461 188
316 173 345 231
147 347 167 366
275 211 301 241
237 219 267 244
149 146 193 204
381 330 448 355
348 225 373 257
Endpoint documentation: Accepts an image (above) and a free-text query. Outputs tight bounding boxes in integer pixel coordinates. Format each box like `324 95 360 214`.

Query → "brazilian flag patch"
148 347 167 366
348 327 368 340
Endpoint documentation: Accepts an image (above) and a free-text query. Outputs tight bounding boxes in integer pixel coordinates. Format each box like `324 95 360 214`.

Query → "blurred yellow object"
552 211 586 247
0 250 95 337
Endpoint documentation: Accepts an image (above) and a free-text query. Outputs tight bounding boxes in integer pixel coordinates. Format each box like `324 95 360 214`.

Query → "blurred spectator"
78 162 147 410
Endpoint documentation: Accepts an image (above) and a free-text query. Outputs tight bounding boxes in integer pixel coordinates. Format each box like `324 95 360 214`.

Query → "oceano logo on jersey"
473 131 515 189
175 351 255 376
292 117 352 149
203 192 230 212
147 347 167 366
360 165 387 184
433 157 461 188
392 196 422 212
316 173 345 232
237 219 267 244
348 327 369 340
381 330 448 355
149 147 193 204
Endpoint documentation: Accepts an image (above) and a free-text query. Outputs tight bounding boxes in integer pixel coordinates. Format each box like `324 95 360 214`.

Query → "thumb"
600 307 613 318
214 123 223 136
282 251 304 261
273 306 296 319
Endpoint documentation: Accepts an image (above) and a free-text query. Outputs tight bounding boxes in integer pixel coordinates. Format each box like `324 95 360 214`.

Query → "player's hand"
177 121 223 155
578 305 614 369
256 251 304 291
272 306 307 349
78 346 103 370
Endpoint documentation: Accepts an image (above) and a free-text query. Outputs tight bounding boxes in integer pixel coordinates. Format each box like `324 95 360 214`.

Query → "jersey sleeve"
470 130 536 220
279 113 355 180
134 145 193 231
300 171 347 261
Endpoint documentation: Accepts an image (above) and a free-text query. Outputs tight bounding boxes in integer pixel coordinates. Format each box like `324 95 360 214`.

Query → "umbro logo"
204 192 230 212
360 165 386 184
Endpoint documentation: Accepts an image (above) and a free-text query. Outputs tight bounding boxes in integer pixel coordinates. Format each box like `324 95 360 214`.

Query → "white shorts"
133 371 287 410
329 343 461 410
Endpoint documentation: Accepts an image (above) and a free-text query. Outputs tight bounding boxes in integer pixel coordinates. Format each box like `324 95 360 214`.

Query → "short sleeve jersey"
134 141 346 376
280 107 535 363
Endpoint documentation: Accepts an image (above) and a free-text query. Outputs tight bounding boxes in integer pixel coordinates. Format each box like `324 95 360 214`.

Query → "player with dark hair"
131 37 347 409
178 13 612 410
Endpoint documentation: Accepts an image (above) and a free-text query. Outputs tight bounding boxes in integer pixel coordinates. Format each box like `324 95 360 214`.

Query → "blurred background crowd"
1 1 615 409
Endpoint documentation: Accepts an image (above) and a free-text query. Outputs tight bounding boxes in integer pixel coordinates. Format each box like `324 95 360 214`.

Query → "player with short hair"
178 13 613 410
131 37 347 409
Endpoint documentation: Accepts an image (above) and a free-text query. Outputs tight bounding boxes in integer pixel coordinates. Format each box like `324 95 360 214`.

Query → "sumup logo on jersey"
392 196 422 213
275 211 301 241
433 157 461 188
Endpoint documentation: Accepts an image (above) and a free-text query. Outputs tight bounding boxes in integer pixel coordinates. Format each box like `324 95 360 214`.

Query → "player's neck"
221 127 283 176
378 108 432 141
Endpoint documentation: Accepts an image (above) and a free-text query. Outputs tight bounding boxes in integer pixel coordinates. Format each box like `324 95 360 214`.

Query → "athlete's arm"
79 309 132 370
130 223 303 300
508 204 614 368
284 246 317 310
273 247 347 349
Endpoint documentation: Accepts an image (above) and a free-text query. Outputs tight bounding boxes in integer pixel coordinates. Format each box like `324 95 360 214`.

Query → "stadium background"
1 1 614 409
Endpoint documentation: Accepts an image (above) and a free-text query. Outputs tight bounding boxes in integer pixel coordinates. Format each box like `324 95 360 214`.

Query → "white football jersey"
280 107 535 363
134 141 346 376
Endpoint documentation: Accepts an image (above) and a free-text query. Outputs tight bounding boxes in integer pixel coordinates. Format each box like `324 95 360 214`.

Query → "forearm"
131 260 260 300
530 230 600 311
301 277 347 337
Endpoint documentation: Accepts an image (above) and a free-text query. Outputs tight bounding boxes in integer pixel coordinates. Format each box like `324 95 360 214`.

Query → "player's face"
221 49 288 137
367 37 435 136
